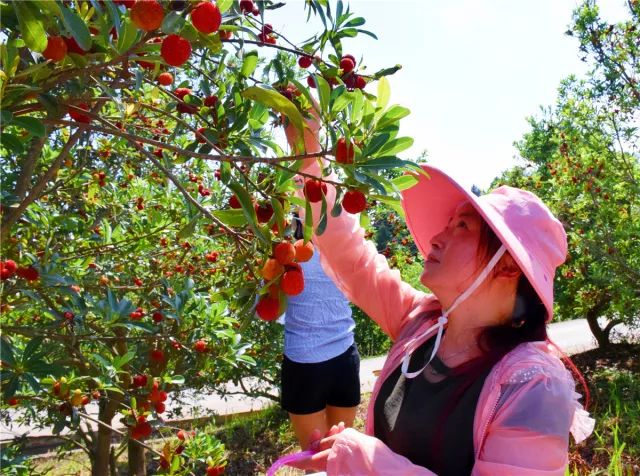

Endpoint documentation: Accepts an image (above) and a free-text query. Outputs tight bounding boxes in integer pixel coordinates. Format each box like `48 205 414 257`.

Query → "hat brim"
401 165 555 321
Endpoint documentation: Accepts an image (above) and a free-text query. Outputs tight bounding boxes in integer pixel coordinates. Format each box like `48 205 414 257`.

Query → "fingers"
289 448 331 472
307 428 323 451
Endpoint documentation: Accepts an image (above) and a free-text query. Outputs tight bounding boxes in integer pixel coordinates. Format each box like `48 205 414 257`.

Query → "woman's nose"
430 229 446 249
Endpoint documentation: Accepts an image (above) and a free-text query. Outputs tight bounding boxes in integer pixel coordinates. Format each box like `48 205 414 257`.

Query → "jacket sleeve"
297 158 428 341
472 369 581 476
326 428 437 476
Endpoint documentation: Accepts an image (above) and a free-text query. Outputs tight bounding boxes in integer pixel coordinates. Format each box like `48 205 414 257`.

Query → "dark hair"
293 212 304 240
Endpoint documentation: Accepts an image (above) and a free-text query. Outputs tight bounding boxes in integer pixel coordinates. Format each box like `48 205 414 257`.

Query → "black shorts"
281 344 361 415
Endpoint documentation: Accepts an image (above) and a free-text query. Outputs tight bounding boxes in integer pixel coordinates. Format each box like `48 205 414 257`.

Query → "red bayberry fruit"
150 349 165 363
130 0 165 31
177 429 187 440
191 2 222 34
204 95 218 107
355 75 367 89
64 36 88 55
274 242 296 265
239 0 254 14
281 270 304 296
262 23 273 35
69 103 91 123
43 36 67 62
193 340 207 353
294 240 314 262
303 179 327 203
335 137 355 164
133 374 148 387
16 266 39 281
229 195 242 209
157 72 174 86
161 35 191 67
255 202 274 223
306 75 316 88
63 311 74 321
152 311 163 323
174 87 192 100
155 401 166 413
256 295 280 321
298 55 312 68
1 260 17 280
342 190 367 214
340 57 356 73
8 397 19 406
206 466 224 476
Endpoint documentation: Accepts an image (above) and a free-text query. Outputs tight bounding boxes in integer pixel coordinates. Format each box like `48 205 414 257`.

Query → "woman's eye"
457 220 467 228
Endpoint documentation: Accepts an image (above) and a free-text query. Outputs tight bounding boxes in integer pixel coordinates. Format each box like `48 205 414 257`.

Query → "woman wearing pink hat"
284 113 595 475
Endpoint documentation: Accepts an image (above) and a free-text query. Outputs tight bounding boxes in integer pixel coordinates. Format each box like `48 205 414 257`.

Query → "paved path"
2 318 635 446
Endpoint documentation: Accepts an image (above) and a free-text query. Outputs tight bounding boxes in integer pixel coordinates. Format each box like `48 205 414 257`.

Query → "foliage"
494 0 640 345
0 0 420 473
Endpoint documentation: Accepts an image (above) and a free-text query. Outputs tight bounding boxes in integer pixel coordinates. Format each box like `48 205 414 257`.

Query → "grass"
18 344 640 475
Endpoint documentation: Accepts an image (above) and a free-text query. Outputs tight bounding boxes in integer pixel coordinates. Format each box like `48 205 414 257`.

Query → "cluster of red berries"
239 0 260 15
1 260 39 281
258 23 276 44
129 306 145 320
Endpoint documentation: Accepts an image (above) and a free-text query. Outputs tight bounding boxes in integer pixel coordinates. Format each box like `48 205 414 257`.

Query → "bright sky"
267 0 629 190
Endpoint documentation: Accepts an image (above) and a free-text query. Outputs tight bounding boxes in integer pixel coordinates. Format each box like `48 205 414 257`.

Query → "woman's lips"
426 254 440 263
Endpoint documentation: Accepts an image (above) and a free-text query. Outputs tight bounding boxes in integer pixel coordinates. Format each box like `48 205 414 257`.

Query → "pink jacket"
297 158 594 475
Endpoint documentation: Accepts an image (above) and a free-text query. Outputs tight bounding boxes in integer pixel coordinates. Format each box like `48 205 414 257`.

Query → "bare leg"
289 410 330 449
325 405 358 429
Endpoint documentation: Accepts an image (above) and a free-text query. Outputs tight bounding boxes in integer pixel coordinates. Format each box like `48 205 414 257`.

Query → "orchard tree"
494 0 639 347
0 0 421 474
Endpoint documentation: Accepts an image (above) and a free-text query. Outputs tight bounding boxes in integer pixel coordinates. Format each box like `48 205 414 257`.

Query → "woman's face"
420 201 486 294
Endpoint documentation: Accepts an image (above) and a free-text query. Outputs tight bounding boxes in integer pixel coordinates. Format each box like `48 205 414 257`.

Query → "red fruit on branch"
150 348 165 363
274 242 296 265
281 270 304 296
68 103 91 123
194 340 207 353
63 311 74 321
155 401 166 413
161 35 191 67
303 178 327 203
335 137 355 164
157 72 174 86
196 127 207 143
16 266 39 281
255 202 274 223
256 295 280 321
294 240 314 262
262 23 273 35
239 0 254 14
191 2 222 34
43 36 67 62
298 55 313 68
229 195 242 209
205 251 218 263
342 190 367 214
8 397 19 406
177 429 186 440
152 311 163 323
261 258 284 281
340 56 356 73
204 95 219 107
206 466 225 476
219 29 233 40
133 374 148 387
0 260 17 280
355 75 367 89
64 36 88 55
306 75 317 88
131 0 165 31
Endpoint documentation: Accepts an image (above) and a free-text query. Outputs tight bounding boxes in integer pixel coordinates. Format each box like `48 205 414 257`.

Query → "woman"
283 112 594 475
280 216 361 449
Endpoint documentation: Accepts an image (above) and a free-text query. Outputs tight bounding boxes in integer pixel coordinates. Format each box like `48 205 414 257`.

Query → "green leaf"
13 2 47 53
304 199 313 241
240 50 259 78
377 105 411 129
376 137 414 156
1 133 24 154
377 76 390 111
358 156 417 170
177 215 199 239
271 197 286 236
227 182 269 245
212 209 247 227
60 4 92 52
218 0 233 14
13 116 46 137
315 74 331 114
117 17 139 53
32 0 61 17
317 193 328 235
241 86 306 152
0 338 16 366
161 11 185 34
166 375 185 385
391 174 419 191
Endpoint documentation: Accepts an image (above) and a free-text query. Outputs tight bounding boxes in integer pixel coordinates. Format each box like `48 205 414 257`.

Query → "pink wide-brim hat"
401 165 567 321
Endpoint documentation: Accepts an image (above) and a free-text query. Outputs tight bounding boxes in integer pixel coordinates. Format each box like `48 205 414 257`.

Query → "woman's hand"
289 422 346 472
283 86 323 155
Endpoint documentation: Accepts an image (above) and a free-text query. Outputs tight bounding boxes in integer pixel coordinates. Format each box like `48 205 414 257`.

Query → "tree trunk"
586 298 612 348
127 440 147 476
92 392 122 476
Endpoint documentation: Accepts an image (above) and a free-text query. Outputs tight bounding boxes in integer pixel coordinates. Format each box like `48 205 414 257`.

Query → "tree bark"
92 392 122 476
585 297 612 348
127 440 147 476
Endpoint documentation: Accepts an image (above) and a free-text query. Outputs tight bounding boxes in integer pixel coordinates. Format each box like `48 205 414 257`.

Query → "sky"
266 0 630 190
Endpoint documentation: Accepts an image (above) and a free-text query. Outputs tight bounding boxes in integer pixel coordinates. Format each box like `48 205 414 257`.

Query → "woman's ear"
495 254 522 279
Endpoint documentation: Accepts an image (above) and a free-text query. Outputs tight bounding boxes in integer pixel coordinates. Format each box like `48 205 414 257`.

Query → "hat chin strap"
400 245 507 379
